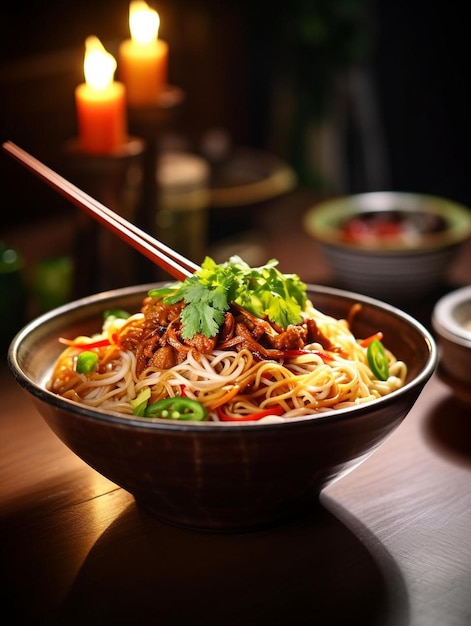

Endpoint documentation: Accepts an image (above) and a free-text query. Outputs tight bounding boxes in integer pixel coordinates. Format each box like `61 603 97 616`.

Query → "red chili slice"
217 405 285 422
59 337 111 349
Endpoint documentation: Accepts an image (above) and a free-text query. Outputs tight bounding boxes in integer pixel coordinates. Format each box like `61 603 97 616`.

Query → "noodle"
47 296 407 422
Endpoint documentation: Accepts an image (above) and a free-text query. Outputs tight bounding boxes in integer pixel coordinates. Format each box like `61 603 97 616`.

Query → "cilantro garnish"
148 256 307 339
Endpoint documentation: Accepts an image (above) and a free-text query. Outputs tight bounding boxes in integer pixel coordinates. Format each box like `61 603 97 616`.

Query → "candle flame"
83 36 117 90
129 1 160 44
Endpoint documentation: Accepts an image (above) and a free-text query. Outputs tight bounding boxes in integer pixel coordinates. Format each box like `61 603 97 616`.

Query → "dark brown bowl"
8 284 437 532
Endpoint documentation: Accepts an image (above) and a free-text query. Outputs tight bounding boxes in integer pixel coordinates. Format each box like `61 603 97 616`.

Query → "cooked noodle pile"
47 294 407 422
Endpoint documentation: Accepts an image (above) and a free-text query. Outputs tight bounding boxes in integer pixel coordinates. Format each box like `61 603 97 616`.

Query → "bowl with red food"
8 256 437 532
303 191 471 303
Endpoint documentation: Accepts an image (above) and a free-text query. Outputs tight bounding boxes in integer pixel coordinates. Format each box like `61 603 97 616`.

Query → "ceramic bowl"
8 284 437 532
432 285 471 403
303 191 471 303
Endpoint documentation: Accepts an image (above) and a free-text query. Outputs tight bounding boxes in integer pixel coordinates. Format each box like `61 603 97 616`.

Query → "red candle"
75 36 127 154
119 1 168 106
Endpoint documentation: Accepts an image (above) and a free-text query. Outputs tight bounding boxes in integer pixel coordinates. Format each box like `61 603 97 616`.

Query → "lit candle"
75 36 127 154
119 1 168 106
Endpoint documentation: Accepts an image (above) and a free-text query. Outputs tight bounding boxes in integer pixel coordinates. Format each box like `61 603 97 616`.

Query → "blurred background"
1 0 470 213
0 0 470 338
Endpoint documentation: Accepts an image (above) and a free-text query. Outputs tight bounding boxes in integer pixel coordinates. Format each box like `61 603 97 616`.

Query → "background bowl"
8 284 437 532
303 191 471 303
432 285 471 404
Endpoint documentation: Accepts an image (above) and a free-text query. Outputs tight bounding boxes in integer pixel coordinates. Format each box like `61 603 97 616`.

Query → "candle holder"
127 84 187 281
64 136 146 297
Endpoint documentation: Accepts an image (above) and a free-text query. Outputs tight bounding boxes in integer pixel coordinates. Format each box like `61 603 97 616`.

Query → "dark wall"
372 1 470 205
1 1 469 228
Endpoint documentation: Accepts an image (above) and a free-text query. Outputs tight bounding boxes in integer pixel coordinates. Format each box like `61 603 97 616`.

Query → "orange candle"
119 1 168 106
75 36 127 154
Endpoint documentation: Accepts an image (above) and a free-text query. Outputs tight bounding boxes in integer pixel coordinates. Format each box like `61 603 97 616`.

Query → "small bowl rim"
8 283 438 432
432 285 471 347
303 191 471 253
437 363 471 404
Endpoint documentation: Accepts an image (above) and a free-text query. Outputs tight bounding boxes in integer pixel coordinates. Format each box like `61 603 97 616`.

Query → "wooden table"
1 191 471 625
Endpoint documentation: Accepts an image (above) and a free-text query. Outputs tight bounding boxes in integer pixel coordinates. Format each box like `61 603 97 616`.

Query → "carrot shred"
359 332 384 348
206 384 241 411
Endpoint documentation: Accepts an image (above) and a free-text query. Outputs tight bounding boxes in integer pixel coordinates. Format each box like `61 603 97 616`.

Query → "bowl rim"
303 191 471 253
8 283 438 432
432 285 471 347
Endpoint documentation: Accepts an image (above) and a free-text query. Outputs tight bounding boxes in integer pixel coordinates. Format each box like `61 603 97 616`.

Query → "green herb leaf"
147 284 181 299
154 256 307 339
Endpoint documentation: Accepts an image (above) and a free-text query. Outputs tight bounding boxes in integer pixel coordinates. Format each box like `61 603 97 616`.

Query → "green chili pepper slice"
76 351 99 374
367 339 389 381
144 397 207 421
104 308 130 320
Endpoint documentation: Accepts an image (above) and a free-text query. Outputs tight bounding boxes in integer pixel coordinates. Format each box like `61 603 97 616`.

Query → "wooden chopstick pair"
2 141 200 282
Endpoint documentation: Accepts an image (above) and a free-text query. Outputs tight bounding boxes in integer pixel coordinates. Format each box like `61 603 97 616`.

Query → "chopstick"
2 140 200 281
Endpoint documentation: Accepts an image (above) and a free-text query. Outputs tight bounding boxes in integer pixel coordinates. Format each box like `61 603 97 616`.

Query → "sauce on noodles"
47 257 407 422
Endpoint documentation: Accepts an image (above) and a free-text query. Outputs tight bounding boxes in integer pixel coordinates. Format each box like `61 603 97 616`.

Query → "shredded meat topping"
117 298 345 374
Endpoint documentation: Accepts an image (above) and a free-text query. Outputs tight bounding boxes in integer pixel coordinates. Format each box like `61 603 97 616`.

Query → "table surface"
1 191 471 626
